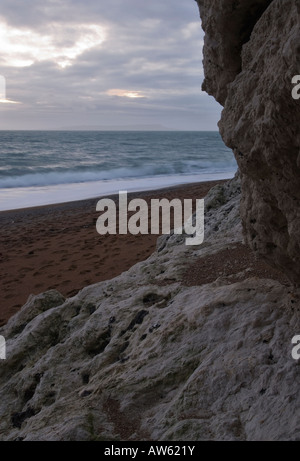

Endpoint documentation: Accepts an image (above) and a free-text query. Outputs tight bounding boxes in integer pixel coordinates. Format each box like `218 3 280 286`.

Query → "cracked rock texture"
0 176 299 441
196 0 300 284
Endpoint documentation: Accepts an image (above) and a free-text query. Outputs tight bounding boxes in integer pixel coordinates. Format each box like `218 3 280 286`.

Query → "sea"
0 131 237 211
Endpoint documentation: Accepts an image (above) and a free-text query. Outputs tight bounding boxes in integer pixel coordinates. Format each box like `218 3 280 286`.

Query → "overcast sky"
0 0 222 130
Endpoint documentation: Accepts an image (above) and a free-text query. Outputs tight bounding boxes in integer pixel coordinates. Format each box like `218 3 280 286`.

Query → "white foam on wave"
0 171 236 212
0 167 158 188
0 161 237 189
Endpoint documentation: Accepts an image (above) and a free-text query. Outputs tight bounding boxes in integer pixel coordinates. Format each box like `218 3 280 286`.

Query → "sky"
0 0 222 131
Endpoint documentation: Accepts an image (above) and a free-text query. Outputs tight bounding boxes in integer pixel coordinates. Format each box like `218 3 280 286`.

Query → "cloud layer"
0 0 222 130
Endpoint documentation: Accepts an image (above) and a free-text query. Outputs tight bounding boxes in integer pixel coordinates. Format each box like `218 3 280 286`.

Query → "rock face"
0 176 299 441
196 0 300 285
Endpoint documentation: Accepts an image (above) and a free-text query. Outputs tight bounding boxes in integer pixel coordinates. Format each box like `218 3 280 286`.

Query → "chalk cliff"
196 0 300 284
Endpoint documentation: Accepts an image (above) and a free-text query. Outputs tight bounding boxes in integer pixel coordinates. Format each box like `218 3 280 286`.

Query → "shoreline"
0 171 236 213
0 179 225 325
0 179 224 216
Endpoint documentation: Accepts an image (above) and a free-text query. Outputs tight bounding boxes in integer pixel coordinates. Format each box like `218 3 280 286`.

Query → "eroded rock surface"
0 177 299 441
196 0 300 284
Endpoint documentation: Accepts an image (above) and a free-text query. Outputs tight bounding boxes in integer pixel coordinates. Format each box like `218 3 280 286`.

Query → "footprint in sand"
2 280 11 286
20 267 33 273
69 264 78 270
4 293 14 299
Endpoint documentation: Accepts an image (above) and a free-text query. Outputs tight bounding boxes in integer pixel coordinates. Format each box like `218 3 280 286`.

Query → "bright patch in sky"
0 20 106 68
107 89 145 98
0 98 19 104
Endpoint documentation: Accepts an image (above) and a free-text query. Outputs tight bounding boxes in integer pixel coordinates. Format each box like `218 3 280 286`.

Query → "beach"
0 180 224 326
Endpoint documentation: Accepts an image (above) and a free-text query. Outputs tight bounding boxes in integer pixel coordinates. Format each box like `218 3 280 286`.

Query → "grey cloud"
0 0 220 130
1 0 200 29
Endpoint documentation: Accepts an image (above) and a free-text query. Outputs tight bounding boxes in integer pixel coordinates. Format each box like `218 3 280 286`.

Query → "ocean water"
0 131 237 211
